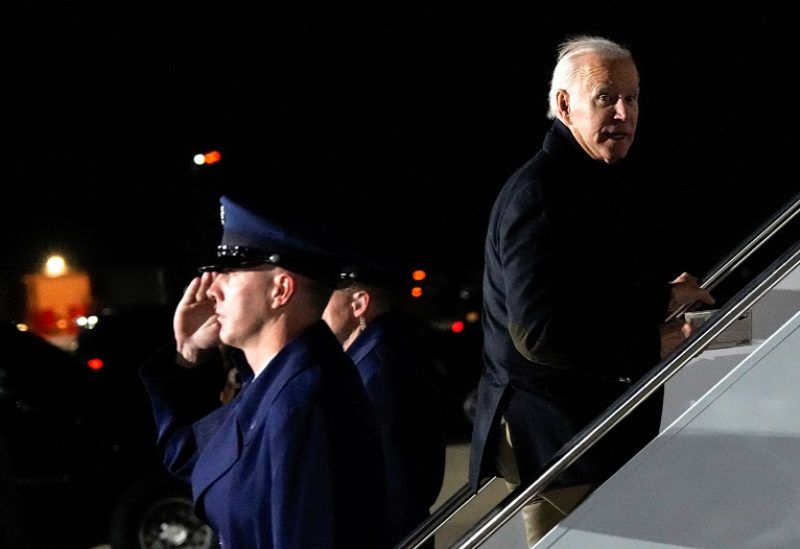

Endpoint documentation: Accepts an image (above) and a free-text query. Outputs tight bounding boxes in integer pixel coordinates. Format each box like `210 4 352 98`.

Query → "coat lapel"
191 405 244 499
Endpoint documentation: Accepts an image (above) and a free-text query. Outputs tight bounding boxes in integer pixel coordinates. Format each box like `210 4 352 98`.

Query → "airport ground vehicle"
0 313 216 549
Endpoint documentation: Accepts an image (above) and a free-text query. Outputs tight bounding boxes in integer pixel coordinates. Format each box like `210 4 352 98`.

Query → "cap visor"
197 256 271 273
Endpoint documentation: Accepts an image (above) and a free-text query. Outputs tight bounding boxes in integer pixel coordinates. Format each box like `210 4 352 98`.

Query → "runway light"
411 287 423 298
451 320 465 333
412 269 426 281
86 358 104 370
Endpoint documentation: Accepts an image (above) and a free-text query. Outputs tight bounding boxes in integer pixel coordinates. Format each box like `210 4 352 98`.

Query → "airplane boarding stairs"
534 248 800 548
399 191 800 549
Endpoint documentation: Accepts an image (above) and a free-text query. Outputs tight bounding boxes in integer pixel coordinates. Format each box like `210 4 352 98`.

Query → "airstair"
400 191 800 548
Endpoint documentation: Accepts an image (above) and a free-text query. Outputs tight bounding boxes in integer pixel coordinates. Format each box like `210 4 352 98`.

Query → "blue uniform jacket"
141 320 388 549
347 311 446 547
469 121 672 491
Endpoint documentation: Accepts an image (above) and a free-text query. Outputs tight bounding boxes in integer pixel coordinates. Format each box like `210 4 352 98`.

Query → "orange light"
451 320 465 333
87 358 104 370
412 269 426 281
410 287 423 298
204 150 222 165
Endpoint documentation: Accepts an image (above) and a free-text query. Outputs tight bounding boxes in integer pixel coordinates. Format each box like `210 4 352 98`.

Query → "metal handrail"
398 190 800 549
452 237 800 549
393 479 494 549
665 190 800 322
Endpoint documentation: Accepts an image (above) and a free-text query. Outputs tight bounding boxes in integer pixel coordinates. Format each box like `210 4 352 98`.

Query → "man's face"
563 54 639 164
322 288 356 346
207 267 274 348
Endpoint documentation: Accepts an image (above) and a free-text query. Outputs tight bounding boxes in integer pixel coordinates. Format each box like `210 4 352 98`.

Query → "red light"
204 150 222 165
87 358 104 370
411 287 423 298
412 269 426 281
451 320 465 333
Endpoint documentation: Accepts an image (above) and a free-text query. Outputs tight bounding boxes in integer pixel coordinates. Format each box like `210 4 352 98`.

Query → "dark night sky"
7 2 799 311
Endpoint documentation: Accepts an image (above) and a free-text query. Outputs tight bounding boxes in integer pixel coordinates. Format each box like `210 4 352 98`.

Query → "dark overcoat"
141 320 388 549
469 121 671 492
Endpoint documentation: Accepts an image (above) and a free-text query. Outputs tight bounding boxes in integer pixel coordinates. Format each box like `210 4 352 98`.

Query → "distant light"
44 255 67 277
204 150 222 164
465 311 480 323
16 323 29 332
75 315 99 329
86 358 104 371
411 287 423 298
451 320 465 333
193 150 222 166
412 270 426 281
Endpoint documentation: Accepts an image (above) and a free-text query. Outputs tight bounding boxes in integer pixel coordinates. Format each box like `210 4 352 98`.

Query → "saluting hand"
174 271 221 366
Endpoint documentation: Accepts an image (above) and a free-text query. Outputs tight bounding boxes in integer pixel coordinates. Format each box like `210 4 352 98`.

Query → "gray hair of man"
546 35 636 120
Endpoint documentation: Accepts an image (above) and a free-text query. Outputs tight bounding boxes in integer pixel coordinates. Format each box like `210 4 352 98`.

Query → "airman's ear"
271 271 295 307
351 290 370 317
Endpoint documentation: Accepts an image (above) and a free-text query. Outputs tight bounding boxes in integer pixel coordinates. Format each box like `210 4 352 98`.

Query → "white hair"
546 35 636 120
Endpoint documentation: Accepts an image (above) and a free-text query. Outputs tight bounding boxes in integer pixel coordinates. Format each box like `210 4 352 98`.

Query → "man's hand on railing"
659 318 689 359
668 272 716 312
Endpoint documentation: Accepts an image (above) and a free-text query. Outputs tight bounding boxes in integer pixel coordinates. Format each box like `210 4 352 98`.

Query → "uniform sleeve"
139 344 226 480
